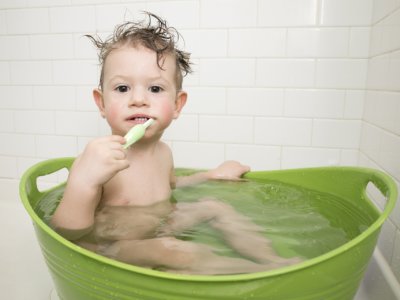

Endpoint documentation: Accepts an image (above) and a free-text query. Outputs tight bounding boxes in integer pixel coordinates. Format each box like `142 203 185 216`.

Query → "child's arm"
174 160 250 188
50 135 129 240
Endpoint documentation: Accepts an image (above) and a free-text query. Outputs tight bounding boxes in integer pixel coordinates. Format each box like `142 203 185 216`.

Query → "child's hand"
71 135 129 187
207 160 250 181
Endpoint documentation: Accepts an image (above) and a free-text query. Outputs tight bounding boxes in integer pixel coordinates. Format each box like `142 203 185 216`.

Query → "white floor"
0 201 372 300
1 202 54 300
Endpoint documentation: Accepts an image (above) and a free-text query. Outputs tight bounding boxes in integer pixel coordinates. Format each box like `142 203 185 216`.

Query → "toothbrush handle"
123 126 145 149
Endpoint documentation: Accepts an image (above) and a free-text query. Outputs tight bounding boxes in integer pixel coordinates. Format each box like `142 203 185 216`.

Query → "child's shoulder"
155 141 174 171
157 140 171 149
157 140 173 157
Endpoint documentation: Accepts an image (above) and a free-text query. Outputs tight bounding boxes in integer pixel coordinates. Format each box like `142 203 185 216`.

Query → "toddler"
51 12 300 274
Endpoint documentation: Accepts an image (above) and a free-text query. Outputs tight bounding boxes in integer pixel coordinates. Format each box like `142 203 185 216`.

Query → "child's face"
93 45 186 139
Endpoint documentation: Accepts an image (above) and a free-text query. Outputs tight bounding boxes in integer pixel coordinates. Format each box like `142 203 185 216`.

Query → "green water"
35 178 375 260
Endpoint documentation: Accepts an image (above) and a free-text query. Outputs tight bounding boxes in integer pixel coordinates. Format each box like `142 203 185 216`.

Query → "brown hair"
86 12 192 90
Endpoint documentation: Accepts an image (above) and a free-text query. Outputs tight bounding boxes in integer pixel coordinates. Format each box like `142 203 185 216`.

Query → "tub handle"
23 157 74 202
363 168 398 216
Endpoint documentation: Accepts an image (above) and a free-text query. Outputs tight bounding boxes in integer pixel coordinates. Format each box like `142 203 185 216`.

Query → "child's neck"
126 139 160 158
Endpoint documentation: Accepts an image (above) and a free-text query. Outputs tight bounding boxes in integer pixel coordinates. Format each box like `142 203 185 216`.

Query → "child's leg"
92 204 171 240
98 236 278 275
162 197 301 265
158 200 220 235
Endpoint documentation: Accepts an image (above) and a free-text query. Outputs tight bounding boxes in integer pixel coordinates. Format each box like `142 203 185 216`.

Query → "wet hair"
85 12 192 90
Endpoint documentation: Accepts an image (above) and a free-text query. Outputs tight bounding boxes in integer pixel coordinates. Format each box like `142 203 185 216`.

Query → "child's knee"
97 241 120 259
198 197 234 213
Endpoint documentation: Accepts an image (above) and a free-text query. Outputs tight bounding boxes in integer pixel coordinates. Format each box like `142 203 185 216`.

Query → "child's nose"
129 89 147 106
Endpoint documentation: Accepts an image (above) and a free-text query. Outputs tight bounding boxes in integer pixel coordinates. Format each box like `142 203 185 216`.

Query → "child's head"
86 12 192 90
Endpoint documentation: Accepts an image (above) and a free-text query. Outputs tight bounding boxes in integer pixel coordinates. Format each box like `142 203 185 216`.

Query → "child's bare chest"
101 161 172 207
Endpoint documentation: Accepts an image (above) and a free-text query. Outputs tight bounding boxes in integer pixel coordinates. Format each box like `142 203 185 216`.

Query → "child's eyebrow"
108 75 130 82
108 74 171 85
147 75 168 82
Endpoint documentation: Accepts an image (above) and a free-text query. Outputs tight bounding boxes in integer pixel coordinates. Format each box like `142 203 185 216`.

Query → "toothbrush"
122 118 154 149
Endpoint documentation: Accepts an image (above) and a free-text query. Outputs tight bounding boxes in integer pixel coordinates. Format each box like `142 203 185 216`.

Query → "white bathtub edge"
374 248 400 298
360 248 400 300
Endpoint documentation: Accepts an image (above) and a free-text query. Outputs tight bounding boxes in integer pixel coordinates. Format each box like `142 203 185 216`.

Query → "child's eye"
149 86 163 93
116 85 129 93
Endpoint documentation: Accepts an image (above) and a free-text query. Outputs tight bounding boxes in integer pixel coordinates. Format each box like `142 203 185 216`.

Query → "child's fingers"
108 138 128 151
107 152 129 173
214 176 249 182
112 149 127 160
115 159 130 171
242 164 251 173
112 135 127 145
109 134 126 142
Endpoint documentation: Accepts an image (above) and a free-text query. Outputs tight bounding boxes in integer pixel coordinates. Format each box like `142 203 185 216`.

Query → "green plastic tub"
20 157 397 300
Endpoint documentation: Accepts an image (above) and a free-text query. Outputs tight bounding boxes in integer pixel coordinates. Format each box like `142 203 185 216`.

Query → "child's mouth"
127 116 152 124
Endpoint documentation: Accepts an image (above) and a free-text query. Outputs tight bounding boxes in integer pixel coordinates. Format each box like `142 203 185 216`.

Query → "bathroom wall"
0 0 399 297
359 0 400 298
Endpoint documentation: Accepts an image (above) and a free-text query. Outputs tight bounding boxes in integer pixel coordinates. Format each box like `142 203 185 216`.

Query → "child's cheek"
109 106 120 120
105 105 122 127
159 101 176 121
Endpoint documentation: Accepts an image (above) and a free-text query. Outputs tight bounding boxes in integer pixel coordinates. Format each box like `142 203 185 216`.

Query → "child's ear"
93 88 106 118
173 91 187 119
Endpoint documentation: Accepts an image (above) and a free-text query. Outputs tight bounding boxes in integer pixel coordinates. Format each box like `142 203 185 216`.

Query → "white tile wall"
255 117 312 146
319 0 373 26
256 59 315 87
147 1 199 28
359 0 400 295
281 147 340 169
95 4 146 31
227 88 284 116
349 28 371 58
163 114 198 142
1 0 399 298
30 34 75 60
312 120 361 148
0 35 30 60
315 59 368 88
226 144 281 170
55 111 100 136
0 110 14 132
10 61 53 85
0 61 10 84
184 87 226 114
199 115 253 143
287 28 349 58
0 86 33 109
50 6 96 33
394 230 400 280
258 0 318 26
0 156 17 178
15 110 55 134
201 0 257 28
181 29 227 58
53 61 99 85
200 58 255 86
33 86 76 111
284 89 345 118
6 8 50 34
0 10 6 35
172 141 225 169
344 90 365 119
229 29 286 57
36 135 78 159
